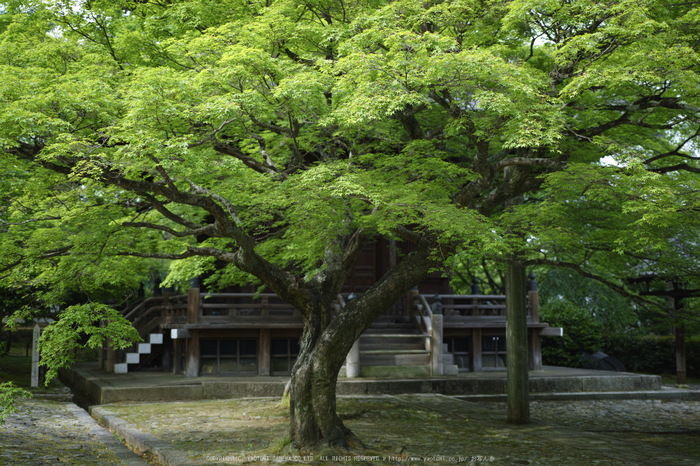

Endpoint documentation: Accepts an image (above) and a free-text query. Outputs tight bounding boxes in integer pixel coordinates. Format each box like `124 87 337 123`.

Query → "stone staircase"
344 316 458 377
114 333 164 374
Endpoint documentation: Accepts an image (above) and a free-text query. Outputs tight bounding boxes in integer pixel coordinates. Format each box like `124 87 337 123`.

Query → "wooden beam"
539 327 563 337
506 258 530 424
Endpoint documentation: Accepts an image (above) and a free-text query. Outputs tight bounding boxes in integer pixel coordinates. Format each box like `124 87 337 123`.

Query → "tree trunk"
289 301 360 450
288 243 436 451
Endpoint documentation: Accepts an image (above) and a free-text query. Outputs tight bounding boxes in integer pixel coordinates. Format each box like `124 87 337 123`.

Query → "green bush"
540 301 603 368
603 333 700 377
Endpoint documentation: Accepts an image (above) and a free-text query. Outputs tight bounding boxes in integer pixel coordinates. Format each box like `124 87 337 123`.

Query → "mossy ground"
102 395 700 465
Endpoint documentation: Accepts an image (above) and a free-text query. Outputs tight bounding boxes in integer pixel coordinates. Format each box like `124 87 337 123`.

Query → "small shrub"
540 300 603 368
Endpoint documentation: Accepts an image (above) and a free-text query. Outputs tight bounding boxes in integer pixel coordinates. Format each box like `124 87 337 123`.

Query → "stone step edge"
454 390 700 402
90 406 192 465
361 334 426 338
361 349 430 355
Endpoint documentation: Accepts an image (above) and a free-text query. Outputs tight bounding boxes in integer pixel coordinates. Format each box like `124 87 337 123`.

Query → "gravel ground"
0 395 146 465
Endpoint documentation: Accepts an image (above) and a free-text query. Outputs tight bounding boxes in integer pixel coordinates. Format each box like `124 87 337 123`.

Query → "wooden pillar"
670 282 687 385
506 258 530 424
31 324 40 388
471 329 482 371
676 324 687 384
162 336 172 372
185 287 201 377
259 329 271 376
527 273 539 323
471 278 481 317
346 339 360 378
527 273 541 370
430 313 443 376
187 287 200 324
529 329 542 371
186 330 200 378
172 338 182 374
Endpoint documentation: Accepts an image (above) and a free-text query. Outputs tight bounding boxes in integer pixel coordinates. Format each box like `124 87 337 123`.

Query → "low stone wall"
63 364 663 405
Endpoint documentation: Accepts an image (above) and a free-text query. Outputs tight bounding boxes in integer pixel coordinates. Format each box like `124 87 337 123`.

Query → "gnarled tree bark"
288 242 436 450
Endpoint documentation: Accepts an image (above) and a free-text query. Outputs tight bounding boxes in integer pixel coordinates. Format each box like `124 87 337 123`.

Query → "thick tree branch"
651 163 700 174
141 194 204 231
187 181 243 227
644 126 700 164
122 221 218 238
188 117 240 149
248 115 293 136
576 96 700 139
213 140 281 176
0 216 61 225
494 157 565 171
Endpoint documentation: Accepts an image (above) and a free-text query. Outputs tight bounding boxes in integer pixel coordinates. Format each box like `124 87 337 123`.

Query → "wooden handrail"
438 294 507 299
416 294 433 319
123 296 163 321
411 294 433 336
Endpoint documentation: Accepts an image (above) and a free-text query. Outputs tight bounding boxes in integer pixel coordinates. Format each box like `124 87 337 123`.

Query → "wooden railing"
122 290 304 335
122 294 188 337
411 292 433 336
440 294 508 317
424 293 538 322
122 288 539 337
198 293 299 320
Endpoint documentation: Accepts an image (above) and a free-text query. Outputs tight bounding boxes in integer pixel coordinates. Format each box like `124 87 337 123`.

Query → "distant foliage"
603 333 700 377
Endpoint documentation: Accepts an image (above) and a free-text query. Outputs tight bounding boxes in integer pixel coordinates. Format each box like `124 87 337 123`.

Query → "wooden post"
527 273 539 323
187 287 200 324
471 278 480 316
527 273 542 370
676 324 686 384
345 339 360 378
186 330 200 377
184 287 200 377
259 329 271 376
529 329 542 371
670 281 687 385
31 324 40 388
172 338 182 374
261 296 269 317
471 329 482 371
162 336 172 372
431 311 444 376
506 258 530 424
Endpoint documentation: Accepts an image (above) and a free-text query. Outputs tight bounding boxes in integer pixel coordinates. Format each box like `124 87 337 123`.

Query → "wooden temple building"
103 242 562 377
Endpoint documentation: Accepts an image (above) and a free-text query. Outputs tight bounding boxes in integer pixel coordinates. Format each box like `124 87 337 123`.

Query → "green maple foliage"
1 0 698 447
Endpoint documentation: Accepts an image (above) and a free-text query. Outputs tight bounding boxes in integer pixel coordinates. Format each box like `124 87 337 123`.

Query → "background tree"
1 0 699 452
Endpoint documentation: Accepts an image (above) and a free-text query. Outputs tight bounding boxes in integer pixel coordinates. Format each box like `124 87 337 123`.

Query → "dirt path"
1 397 146 465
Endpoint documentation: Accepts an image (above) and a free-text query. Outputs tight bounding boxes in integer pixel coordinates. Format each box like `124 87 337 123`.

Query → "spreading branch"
527 257 658 309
